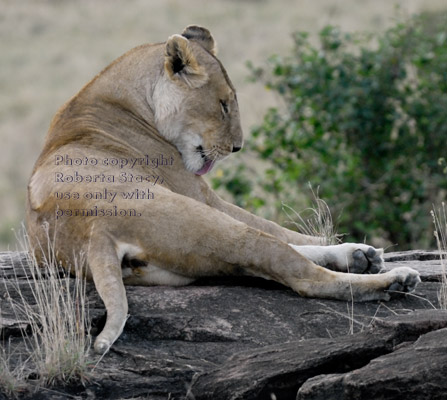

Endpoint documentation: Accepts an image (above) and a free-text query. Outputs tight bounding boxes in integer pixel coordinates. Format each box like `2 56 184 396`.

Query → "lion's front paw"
385 267 421 298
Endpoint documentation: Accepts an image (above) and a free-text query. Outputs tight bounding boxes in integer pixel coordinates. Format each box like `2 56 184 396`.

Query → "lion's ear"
164 34 209 88
181 25 217 56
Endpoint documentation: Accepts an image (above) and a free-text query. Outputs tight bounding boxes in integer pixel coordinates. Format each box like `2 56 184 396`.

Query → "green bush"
213 13 447 249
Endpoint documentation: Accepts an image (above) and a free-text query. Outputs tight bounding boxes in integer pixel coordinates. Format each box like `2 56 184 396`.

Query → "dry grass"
431 203 447 309
282 185 341 245
1 227 92 397
0 344 28 399
2 0 447 249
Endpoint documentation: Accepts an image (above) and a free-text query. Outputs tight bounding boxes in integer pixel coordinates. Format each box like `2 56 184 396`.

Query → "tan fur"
26 26 420 353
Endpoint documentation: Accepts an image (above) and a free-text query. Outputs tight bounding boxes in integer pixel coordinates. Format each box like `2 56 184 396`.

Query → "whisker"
198 146 230 161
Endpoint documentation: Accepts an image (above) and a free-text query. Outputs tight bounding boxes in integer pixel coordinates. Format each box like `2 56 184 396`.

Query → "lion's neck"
46 43 179 161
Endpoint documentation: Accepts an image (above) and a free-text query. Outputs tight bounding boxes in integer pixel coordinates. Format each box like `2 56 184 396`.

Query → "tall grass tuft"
431 202 447 309
282 185 341 245
1 226 92 396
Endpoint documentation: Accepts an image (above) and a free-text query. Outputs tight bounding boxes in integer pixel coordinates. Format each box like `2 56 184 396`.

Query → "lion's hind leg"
289 243 384 274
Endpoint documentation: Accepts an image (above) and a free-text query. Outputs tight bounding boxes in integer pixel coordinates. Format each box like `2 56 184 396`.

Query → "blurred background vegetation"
1 0 446 250
213 12 447 250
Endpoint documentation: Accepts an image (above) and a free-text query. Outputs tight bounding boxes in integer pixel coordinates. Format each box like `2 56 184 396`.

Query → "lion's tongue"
195 159 215 176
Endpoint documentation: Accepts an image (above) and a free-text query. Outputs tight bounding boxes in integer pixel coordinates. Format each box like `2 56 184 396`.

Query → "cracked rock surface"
1 250 446 399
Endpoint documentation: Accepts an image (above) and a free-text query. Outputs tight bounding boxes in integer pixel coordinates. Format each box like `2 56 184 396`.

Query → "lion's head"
151 25 243 175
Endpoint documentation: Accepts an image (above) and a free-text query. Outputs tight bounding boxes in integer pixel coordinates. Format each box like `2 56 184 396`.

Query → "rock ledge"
1 250 446 399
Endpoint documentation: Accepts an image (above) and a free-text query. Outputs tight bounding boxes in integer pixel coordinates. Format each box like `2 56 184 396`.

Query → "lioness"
27 26 420 353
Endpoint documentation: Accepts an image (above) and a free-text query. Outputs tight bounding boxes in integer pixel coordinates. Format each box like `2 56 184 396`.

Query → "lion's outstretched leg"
88 237 128 354
112 192 420 303
289 267 420 301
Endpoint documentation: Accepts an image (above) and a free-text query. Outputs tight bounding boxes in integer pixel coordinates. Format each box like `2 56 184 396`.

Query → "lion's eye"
220 100 229 115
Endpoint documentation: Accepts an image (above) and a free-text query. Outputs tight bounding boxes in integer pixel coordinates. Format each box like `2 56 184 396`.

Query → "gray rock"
298 326 447 400
189 310 447 400
1 250 447 399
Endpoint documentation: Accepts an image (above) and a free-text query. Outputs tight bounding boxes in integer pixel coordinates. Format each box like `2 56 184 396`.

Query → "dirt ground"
1 0 446 249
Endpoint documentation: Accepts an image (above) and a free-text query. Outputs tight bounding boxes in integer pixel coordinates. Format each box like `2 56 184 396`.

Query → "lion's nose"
232 146 241 153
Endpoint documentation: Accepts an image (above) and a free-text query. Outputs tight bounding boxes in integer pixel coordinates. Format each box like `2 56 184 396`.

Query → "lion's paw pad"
351 246 384 274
